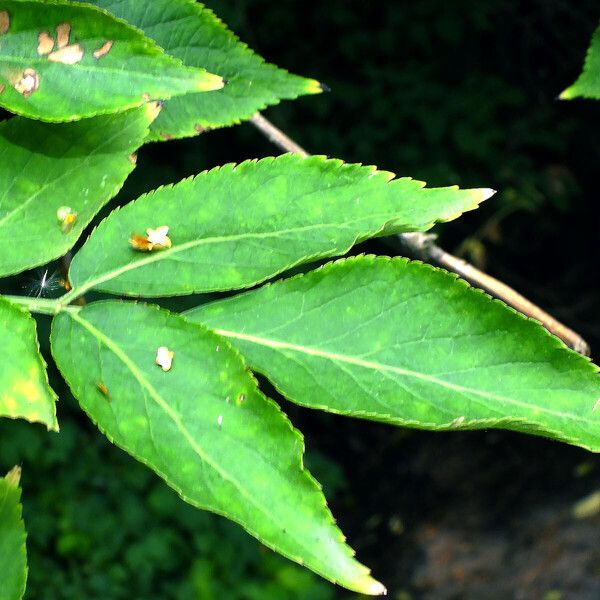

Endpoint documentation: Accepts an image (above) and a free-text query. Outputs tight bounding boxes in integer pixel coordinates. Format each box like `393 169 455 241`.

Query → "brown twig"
249 113 591 356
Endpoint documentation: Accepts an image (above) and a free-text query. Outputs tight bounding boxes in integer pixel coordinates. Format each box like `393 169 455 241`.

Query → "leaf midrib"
212 328 598 427
0 55 202 83
72 219 375 294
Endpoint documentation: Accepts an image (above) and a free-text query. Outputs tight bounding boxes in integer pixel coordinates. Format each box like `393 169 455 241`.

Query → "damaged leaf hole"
130 226 172 252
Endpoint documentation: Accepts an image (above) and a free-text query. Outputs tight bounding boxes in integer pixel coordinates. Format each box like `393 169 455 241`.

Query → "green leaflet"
0 104 159 277
0 0 222 121
67 154 494 297
0 467 27 600
84 0 322 139
561 22 600 99
50 301 385 595
0 297 57 430
186 256 600 451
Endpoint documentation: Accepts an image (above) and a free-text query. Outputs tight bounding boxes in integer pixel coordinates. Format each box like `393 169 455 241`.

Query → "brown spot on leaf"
56 22 71 49
0 84 5 95
15 69 40 97
37 31 55 56
96 382 110 399
194 124 206 134
159 131 173 141
48 44 84 65
128 153 138 164
93 40 113 59
0 10 9 35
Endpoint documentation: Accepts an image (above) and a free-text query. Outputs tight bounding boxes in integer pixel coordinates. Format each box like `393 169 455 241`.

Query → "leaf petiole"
1 295 81 316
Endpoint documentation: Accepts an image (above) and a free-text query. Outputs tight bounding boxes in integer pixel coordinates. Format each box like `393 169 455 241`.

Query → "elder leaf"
68 154 493 297
187 256 600 451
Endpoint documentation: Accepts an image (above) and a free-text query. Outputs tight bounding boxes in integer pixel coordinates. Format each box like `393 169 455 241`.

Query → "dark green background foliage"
1 1 599 598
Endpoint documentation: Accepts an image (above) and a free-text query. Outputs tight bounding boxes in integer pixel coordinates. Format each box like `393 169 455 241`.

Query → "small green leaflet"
0 467 28 600
0 0 222 121
186 256 600 451
0 104 159 277
67 154 494 297
50 301 385 594
561 22 600 100
84 0 322 139
0 297 57 430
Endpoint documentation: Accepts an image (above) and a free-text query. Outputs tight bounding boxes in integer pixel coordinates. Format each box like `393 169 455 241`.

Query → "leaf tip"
306 79 329 94
144 100 164 122
479 188 496 202
356 575 387 596
558 86 575 100
5 466 22 487
195 70 226 92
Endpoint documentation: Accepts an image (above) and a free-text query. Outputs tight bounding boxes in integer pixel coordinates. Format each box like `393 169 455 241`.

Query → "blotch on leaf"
93 40 113 59
130 226 172 252
48 44 84 65
56 22 71 49
57 206 77 233
155 346 174 372
37 31 54 55
0 10 9 34
96 382 110 399
15 68 40 97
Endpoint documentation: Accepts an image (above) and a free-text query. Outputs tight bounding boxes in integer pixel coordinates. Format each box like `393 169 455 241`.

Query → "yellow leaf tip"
356 575 387 596
479 188 496 201
196 71 225 92
307 79 329 94
144 99 164 121
5 465 22 487
558 87 576 100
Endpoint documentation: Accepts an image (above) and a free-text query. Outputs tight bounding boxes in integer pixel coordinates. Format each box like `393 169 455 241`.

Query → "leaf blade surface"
0 297 57 430
0 467 28 600
0 104 158 277
561 23 600 100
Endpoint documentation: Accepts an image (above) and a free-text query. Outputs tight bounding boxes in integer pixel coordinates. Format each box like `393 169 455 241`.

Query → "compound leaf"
0 103 160 277
187 256 600 451
0 0 222 121
0 297 57 430
68 154 493 297
84 0 322 139
561 22 600 99
50 301 385 595
0 467 28 600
